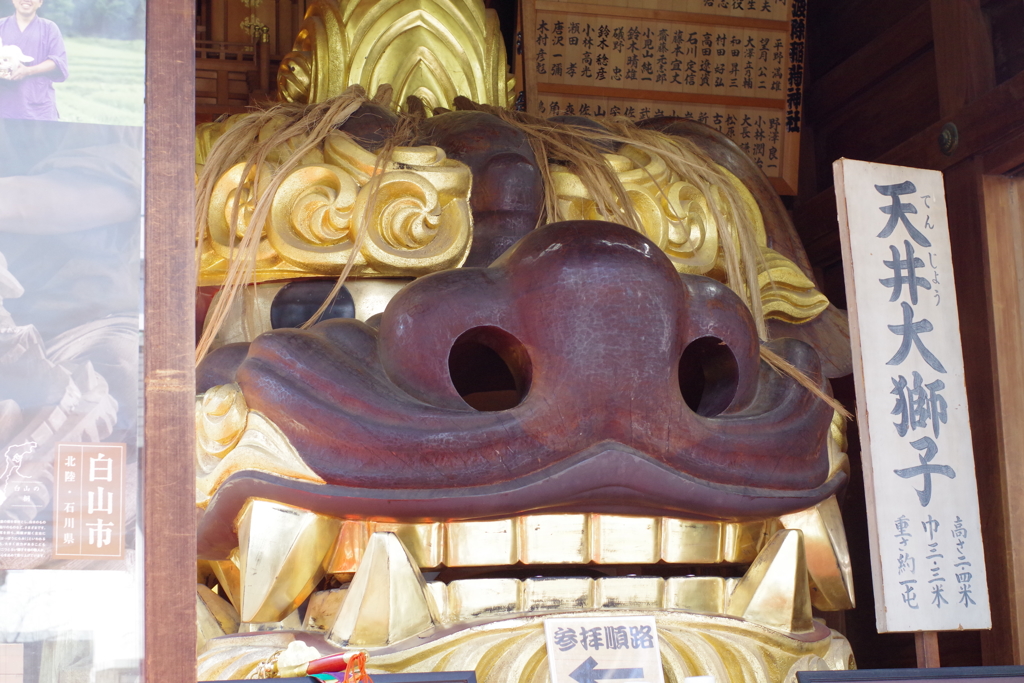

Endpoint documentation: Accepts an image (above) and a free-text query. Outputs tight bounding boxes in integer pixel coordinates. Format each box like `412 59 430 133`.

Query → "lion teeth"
448 578 521 620
303 587 347 633
308 574 745 631
780 495 855 611
236 500 340 623
208 552 241 611
664 576 728 614
591 515 660 564
327 531 440 647
446 518 518 567
214 500 852 642
726 529 814 633
324 514 776 571
197 584 240 652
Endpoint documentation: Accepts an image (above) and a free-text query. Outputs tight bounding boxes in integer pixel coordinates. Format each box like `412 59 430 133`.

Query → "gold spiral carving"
757 246 830 323
354 160 473 274
201 138 473 281
196 384 248 459
208 163 278 267
268 164 362 273
663 180 719 273
550 146 828 323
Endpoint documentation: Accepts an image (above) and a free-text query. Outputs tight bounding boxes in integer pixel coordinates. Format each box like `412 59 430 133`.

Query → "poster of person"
0 1 145 680
0 0 144 125
0 118 144 683
0 119 142 572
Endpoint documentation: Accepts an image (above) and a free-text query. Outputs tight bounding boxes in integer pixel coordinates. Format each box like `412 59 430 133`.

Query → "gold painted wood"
319 513 786 571
780 495 854 611
197 585 241 652
277 0 515 109
199 609 855 682
727 529 814 634
664 576 727 614
198 137 474 286
236 500 341 623
304 528 824 629
328 532 441 647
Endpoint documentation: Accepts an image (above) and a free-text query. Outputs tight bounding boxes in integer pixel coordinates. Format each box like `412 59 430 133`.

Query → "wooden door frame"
134 0 1024 676
792 0 1024 665
144 0 198 680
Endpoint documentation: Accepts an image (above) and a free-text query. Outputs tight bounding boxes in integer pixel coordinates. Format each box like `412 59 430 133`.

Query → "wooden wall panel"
978 174 1024 664
798 0 1024 667
986 0 1024 84
145 0 198 681
812 48 939 192
807 0 927 80
942 159 1005 664
930 0 996 115
804 3 931 125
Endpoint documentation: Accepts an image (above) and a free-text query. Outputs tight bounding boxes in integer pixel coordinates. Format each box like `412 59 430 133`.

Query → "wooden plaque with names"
521 0 805 194
834 158 991 632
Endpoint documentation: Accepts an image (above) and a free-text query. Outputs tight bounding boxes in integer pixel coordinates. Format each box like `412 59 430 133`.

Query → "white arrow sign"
544 616 664 683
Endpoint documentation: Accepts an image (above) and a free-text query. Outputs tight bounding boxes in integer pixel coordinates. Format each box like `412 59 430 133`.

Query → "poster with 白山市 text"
835 158 991 632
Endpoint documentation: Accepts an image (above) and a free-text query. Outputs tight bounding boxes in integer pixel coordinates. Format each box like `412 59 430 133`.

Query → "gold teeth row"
214 497 852 629
305 574 741 632
327 513 783 574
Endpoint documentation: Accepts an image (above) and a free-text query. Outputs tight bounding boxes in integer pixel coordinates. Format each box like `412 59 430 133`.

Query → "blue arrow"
570 657 645 683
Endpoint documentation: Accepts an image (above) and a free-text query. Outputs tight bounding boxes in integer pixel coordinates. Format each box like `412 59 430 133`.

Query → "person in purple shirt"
0 0 68 120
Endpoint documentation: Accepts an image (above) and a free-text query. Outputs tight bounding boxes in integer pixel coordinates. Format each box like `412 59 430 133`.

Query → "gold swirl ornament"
266 144 473 276
267 163 361 274
200 137 473 284
277 0 515 110
549 147 828 323
549 147 726 276
208 162 279 268
757 247 830 323
195 385 324 509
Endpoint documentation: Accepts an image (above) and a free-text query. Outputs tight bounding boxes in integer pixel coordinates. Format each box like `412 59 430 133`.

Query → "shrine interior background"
177 0 1024 672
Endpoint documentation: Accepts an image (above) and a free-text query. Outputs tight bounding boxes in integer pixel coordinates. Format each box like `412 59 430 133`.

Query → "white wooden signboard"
545 616 664 683
834 158 991 632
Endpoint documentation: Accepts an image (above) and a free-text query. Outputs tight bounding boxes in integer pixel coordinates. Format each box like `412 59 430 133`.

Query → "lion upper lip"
233 223 835 497
197 442 843 559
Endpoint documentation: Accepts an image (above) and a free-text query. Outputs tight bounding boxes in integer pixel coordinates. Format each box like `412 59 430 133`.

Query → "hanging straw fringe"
450 99 769 340
297 100 422 331
759 346 852 419
195 86 376 362
195 93 843 418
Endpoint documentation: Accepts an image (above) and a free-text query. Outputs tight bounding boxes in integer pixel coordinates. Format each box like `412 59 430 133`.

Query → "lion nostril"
678 336 739 417
448 326 531 411
270 280 355 329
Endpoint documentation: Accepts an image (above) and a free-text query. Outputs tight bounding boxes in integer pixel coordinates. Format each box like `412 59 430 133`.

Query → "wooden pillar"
930 0 996 116
978 172 1024 664
916 632 941 668
144 0 197 680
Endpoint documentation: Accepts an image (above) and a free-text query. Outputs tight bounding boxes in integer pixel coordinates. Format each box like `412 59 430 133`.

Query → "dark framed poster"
0 0 147 680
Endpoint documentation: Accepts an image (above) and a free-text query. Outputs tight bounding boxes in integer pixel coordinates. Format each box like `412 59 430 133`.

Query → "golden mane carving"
277 0 516 110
